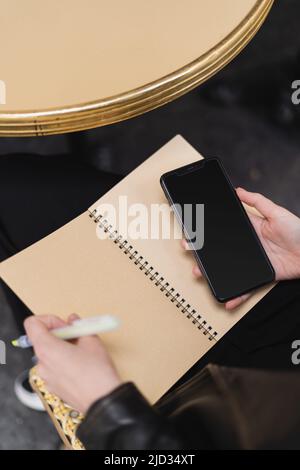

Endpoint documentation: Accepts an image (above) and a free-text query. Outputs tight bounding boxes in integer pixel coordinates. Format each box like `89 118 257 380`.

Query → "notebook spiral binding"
89 209 218 342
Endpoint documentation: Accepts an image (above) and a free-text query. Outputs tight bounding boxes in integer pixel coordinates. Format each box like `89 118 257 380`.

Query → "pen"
11 315 120 349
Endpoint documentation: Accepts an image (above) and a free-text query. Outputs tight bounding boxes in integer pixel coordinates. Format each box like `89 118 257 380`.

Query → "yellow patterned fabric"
29 367 85 450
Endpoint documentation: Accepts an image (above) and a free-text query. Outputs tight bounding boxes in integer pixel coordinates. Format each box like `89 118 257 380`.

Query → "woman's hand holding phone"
183 188 300 310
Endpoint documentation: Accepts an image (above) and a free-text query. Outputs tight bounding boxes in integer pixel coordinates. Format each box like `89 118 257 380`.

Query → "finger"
24 316 67 351
67 314 81 343
225 293 251 310
24 315 67 332
181 239 189 250
236 188 279 219
192 265 203 278
24 316 67 342
68 313 81 324
247 211 262 231
76 334 104 352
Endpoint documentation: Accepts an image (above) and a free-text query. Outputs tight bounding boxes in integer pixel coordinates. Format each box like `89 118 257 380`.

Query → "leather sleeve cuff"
76 382 182 450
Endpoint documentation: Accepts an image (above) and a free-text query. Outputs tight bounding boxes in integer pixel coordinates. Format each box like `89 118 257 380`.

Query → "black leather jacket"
77 364 300 450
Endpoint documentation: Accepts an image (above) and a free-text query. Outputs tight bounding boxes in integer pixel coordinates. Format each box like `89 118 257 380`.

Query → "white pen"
11 315 120 349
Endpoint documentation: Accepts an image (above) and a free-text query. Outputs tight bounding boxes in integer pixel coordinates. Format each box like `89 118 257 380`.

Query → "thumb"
236 188 279 219
24 316 64 350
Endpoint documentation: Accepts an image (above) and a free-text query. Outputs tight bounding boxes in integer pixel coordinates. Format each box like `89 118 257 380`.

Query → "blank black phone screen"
161 159 274 302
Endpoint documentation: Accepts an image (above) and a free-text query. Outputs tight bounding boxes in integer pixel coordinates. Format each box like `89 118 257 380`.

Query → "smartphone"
160 158 275 302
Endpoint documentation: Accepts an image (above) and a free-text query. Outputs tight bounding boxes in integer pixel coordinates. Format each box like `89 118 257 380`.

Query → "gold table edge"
0 0 274 136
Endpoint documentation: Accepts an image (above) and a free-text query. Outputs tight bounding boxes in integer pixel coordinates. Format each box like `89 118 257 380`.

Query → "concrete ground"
0 285 59 449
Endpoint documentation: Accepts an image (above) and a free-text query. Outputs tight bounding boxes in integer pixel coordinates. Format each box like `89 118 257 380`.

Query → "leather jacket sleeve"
77 364 300 450
76 382 184 450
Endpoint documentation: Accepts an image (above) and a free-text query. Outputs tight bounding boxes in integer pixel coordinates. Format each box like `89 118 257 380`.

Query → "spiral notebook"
0 135 274 404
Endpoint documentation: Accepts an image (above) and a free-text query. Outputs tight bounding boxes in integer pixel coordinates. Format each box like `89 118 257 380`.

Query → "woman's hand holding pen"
24 314 121 414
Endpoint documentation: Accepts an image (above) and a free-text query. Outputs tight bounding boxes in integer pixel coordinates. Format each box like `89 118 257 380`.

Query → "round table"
0 0 273 136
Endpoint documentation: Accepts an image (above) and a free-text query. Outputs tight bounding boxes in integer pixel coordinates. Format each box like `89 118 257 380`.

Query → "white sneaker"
14 370 45 412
